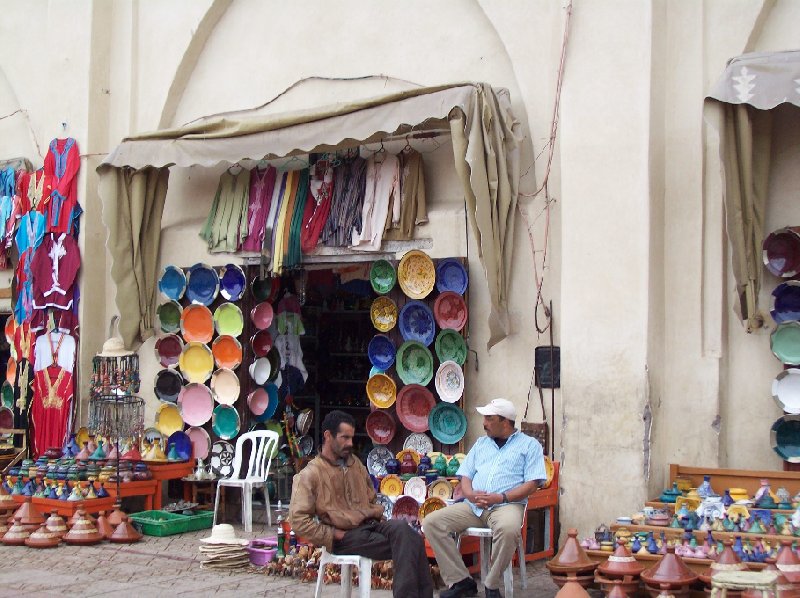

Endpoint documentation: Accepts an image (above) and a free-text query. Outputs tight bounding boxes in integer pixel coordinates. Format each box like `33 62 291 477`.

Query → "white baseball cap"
476 398 517 421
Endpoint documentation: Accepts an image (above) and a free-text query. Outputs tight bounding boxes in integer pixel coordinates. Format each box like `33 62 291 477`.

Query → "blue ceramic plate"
399 300 436 346
158 265 187 301
166 431 192 461
435 258 468 295
252 384 279 422
185 263 220 306
212 405 240 441
219 263 246 302
771 414 800 462
772 281 800 324
368 334 396 370
428 402 468 445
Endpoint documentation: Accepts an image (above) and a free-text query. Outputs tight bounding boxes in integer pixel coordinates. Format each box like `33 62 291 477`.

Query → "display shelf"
645 500 794 516
610 523 795 545
668 464 800 497
585 548 767 573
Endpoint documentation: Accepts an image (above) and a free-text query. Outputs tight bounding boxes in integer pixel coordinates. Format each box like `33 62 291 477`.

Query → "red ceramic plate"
180 304 214 343
0 406 12 428
433 292 468 331
250 302 274 330
212 335 242 369
154 334 183 368
250 330 273 358
396 384 436 433
366 409 397 445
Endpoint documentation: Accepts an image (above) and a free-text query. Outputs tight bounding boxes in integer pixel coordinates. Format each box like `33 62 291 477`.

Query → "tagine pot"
776 539 800 584
555 580 592 598
24 523 60 548
12 496 46 531
108 514 143 543
595 575 640 598
62 509 104 545
641 545 698 597
547 528 599 588
95 511 114 539
598 538 645 579
1 516 30 545
44 510 68 538
763 557 800 598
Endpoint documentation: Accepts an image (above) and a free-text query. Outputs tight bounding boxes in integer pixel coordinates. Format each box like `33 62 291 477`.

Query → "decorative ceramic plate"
773 369 800 415
764 227 800 277
435 329 467 366
0 406 12 429
435 258 468 295
155 403 184 437
428 403 468 445
399 300 436 346
366 409 397 445
266 348 281 382
771 322 800 364
434 292 468 331
210 367 240 406
404 477 428 503
250 302 275 330
251 276 280 302
211 335 242 370
772 281 800 324
376 493 394 520
251 384 280 423
296 408 313 436
1 381 13 408
210 440 235 478
4 315 14 343
396 341 434 386
180 304 214 343
366 373 397 409
395 448 421 467
185 426 212 460
158 265 187 301
428 479 453 500
157 301 183 334
154 368 184 403
247 387 270 416
771 414 800 462
370 259 397 295
392 495 419 524
155 334 184 368
6 356 15 385
166 431 192 461
367 445 394 477
185 263 219 306
543 455 555 488
419 496 447 521
179 342 214 383
250 330 273 358
142 427 164 448
76 426 90 447
368 335 396 371
435 361 465 403
369 366 386 378
398 250 435 299
403 432 433 455
396 384 436 432
380 474 404 498
370 296 398 333
212 405 240 440
213 303 244 337
219 263 246 301
249 357 272 386
177 383 214 426
297 435 314 457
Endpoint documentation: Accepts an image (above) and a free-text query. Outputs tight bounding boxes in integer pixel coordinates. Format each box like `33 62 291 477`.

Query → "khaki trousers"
424 501 525 590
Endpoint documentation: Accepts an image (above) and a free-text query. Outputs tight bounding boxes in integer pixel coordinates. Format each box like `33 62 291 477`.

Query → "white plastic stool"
459 527 527 598
314 546 373 598
709 570 778 598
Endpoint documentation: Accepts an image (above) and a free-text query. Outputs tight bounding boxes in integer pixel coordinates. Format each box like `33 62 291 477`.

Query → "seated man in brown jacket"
289 410 433 598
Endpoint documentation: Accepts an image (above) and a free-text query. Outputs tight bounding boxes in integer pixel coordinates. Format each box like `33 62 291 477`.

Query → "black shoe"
440 577 478 598
484 588 502 598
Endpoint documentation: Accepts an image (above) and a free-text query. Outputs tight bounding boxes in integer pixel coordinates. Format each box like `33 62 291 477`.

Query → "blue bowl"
368 335 396 370
398 300 436 346
158 265 187 301
435 258 468 295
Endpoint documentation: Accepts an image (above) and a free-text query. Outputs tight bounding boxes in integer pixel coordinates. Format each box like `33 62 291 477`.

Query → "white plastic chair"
314 547 372 598
458 526 527 598
212 430 278 533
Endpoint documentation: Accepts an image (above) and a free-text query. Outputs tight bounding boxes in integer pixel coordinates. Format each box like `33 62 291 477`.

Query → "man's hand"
472 492 503 509
333 528 346 541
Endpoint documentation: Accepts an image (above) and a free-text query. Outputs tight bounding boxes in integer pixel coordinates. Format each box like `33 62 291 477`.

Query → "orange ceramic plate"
380 474 404 498
419 496 447 521
4 315 15 344
212 335 242 369
180 304 214 343
6 356 16 385
543 455 555 489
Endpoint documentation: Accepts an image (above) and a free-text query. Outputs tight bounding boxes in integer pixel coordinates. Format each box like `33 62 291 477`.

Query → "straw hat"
98 337 134 358
200 524 248 545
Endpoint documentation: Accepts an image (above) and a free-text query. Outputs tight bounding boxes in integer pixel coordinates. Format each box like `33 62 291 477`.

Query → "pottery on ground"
641 545 698 598
597 538 645 579
547 528 599 588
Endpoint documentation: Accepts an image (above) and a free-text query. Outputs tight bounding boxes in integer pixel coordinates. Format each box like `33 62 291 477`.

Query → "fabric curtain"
98 165 170 348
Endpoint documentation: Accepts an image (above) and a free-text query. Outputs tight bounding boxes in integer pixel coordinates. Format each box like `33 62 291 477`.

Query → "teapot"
194 458 207 480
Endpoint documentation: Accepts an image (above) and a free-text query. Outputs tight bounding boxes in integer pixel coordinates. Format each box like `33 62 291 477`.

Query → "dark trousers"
333 519 434 598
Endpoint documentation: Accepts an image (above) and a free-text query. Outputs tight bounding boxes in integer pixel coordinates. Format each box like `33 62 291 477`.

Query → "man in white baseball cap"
425 398 546 598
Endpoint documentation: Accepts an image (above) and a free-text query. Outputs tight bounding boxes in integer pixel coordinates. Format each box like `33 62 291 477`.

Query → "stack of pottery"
546 528 599 588
763 556 800 598
641 545 698 598
1 517 30 545
660 483 683 503
24 523 60 548
63 509 104 545
699 540 745 593
12 497 45 531
68 507 96 528
595 538 645 596
776 539 800 585
44 511 68 538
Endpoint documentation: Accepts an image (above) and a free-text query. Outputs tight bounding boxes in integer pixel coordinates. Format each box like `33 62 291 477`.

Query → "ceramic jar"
385 457 400 475
399 453 416 475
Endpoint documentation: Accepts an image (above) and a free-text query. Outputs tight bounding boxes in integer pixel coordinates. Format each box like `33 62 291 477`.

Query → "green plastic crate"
129 510 189 536
183 510 214 532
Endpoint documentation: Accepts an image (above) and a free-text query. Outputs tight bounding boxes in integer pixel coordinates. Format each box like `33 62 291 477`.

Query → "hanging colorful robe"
42 138 79 233
241 166 276 252
31 365 73 457
30 233 81 311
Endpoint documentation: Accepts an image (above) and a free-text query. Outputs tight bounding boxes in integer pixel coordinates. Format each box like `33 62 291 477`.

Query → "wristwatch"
501 492 509 503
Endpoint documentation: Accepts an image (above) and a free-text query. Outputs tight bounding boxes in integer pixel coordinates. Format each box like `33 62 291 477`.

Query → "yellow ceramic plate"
366 373 397 409
428 479 453 500
543 456 555 489
155 403 184 437
370 296 398 333
398 250 436 300
75 426 90 448
395 449 421 466
179 342 214 384
380 474 404 498
419 496 447 521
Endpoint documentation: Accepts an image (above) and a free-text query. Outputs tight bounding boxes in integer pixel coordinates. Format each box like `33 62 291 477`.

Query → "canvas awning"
98 82 522 349
705 50 800 332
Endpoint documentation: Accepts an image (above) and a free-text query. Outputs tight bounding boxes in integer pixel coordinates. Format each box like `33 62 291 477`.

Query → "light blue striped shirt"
457 430 546 516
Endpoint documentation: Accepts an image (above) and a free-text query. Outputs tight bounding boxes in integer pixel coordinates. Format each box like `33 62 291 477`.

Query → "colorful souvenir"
212 405 240 440
772 368 800 414
251 276 280 303
158 265 187 301
396 341 434 386
771 414 800 462
180 304 214 343
428 479 453 500
763 227 800 277
179 342 214 383
248 357 272 385
772 281 800 323
419 496 447 521
368 335 396 370
249 384 279 422
213 303 244 337
367 446 394 477
434 291 468 331
166 431 192 461
210 440 235 478
428 402 467 445
398 250 435 299
211 335 243 369
366 373 397 409
250 330 273 358
366 409 397 445
398 300 436 346
404 477 428 503
156 301 183 334
177 383 214 426
185 263 219 306
435 360 464 403
403 432 433 455
370 296 398 332
219 263 246 301
392 495 419 524
250 302 274 330
210 367 240 406
370 259 397 295
185 426 212 460
155 403 183 437
380 474 404 498
771 322 800 364
396 384 436 433
1 381 13 408
154 334 183 368
435 258 468 295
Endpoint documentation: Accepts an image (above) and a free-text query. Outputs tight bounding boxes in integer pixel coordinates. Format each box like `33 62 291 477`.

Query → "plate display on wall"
249 357 272 386
398 300 436 346
212 405 241 440
251 276 280 303
154 334 184 368
180 305 214 343
397 250 435 299
185 426 212 460
435 361 465 403
772 281 800 324
368 335 396 371
773 369 800 414
213 303 244 337
370 259 397 295
210 440 235 478
396 341 434 386
158 265 187 301
210 367 240 406
366 373 397 409
396 384 436 433
367 445 394 477
434 329 467 366
366 409 397 445
428 402 468 445
250 384 280 422
211 335 242 369
156 301 183 334
763 227 800 277
771 321 800 365
250 302 274 330
251 330 273 358
154 368 184 404
771 414 800 462
370 296 398 333
219 263 246 301
404 477 427 503
155 403 184 437
433 291 468 331
380 474 404 498
435 258 468 295
403 432 434 455
177 383 214 426
185 263 219 306
179 342 214 384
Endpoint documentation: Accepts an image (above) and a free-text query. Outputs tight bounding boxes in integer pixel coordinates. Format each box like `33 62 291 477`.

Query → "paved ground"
0 513 560 597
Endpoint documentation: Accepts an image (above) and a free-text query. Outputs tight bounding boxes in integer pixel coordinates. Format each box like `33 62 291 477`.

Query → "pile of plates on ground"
198 524 250 570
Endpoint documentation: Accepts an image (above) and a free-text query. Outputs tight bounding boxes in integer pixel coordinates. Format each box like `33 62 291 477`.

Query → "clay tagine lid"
12 496 46 529
109 514 143 544
63 510 104 545
598 538 645 579
106 503 126 527
1 516 30 545
607 585 630 598
45 510 68 537
68 505 96 528
24 523 61 548
555 580 592 598
547 529 599 574
776 539 800 584
95 511 114 539
641 545 699 589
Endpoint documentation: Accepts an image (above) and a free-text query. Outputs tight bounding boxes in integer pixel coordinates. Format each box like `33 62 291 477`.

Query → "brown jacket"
288 454 384 551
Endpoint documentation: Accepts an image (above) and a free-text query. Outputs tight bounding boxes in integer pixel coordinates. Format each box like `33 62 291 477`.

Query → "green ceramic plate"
435 329 467 366
428 402 467 445
771 414 800 462
396 341 434 386
157 300 183 334
213 303 244 337
212 405 240 441
771 322 800 364
370 259 396 295
1 381 13 408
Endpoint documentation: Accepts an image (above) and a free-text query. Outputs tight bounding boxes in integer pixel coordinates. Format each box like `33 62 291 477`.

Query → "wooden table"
145 461 194 509
106 479 157 511
8 495 117 517
668 463 800 497
182 477 220 511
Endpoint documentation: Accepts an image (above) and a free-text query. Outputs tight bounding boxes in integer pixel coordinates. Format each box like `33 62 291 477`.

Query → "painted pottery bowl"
368 335 396 370
764 227 800 277
433 291 468 331
177 383 214 426
428 403 467 445
434 360 464 403
396 384 435 433
211 335 242 369
398 300 436 346
185 263 219 306
370 296 398 332
366 409 397 445
434 329 467 366
156 301 183 334
180 305 214 343
154 334 184 368
396 341 434 386
370 259 397 295
219 263 246 301
435 258 468 295
158 265 187 301
397 250 435 299
210 367 240 406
